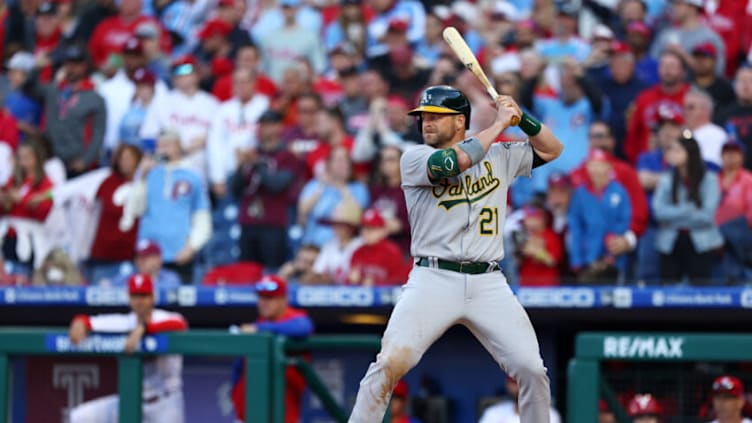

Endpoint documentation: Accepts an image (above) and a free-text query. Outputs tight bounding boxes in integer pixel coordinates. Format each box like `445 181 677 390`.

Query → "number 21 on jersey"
479 207 499 236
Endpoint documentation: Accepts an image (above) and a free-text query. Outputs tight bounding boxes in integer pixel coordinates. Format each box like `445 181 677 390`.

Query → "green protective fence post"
567 358 599 423
272 337 287 423
118 356 143 423
601 376 630 423
246 335 273 423
0 355 8 423
294 359 349 423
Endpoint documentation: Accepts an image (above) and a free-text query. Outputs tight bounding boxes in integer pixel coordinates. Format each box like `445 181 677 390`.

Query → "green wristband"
519 112 542 137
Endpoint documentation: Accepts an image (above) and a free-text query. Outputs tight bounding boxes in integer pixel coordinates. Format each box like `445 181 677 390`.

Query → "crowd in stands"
1 0 752 288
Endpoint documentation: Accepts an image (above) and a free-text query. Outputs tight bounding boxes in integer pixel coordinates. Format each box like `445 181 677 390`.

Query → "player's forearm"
454 120 507 171
528 125 563 163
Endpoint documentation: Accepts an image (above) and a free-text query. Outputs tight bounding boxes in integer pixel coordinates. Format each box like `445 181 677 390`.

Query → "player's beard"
422 125 454 149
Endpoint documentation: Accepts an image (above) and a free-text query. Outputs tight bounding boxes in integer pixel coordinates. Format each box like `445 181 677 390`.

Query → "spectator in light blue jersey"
122 130 212 284
521 56 605 195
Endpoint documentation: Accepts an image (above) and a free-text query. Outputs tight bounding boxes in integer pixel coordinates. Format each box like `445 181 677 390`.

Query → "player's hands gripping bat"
442 26 521 126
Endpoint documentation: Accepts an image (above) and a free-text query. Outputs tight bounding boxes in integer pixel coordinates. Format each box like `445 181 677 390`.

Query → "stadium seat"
201 261 264 286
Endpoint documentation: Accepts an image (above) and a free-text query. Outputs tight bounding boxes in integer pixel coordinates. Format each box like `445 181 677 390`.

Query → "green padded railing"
0 328 383 423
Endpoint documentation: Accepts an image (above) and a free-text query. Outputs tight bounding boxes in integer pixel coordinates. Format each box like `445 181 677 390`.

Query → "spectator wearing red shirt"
194 19 233 88
231 276 314 423
348 208 410 286
0 109 20 152
625 51 690 164
716 141 752 282
33 2 62 83
516 206 562 287
390 380 422 423
307 106 356 180
571 121 649 264
231 110 304 269
88 0 170 68
87 144 143 284
212 44 278 102
0 142 54 266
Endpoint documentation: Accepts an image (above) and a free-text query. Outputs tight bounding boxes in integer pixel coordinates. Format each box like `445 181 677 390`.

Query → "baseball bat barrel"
442 26 521 126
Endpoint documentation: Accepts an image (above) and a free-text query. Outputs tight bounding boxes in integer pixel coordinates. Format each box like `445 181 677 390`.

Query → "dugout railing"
567 332 752 423
0 328 382 423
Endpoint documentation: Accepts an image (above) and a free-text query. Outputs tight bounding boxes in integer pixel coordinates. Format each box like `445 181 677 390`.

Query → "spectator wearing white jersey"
68 273 188 423
97 37 168 160
683 88 727 169
139 56 219 179
206 68 270 198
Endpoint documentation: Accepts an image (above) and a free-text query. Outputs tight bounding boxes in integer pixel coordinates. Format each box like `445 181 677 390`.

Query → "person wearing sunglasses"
230 275 314 423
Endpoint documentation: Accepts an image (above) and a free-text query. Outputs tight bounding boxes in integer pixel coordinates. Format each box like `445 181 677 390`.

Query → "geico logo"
296 287 374 306
741 290 752 308
518 288 595 307
85 288 128 305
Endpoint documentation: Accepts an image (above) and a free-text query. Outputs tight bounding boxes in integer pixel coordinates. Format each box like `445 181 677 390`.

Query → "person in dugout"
230 275 314 423
627 393 662 423
390 380 423 423
67 273 188 422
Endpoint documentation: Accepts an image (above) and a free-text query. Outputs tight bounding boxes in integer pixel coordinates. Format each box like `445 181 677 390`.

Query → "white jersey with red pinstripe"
69 309 187 423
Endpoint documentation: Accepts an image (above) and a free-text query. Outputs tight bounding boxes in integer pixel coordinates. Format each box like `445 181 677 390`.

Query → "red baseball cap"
387 19 408 33
393 380 409 398
610 41 632 56
132 67 156 85
627 394 661 416
713 375 744 397
362 208 386 228
128 273 154 295
655 104 684 126
218 0 235 6
255 275 287 298
122 37 143 55
548 172 571 189
692 42 717 58
626 20 651 37
135 239 161 256
198 19 232 40
523 206 545 220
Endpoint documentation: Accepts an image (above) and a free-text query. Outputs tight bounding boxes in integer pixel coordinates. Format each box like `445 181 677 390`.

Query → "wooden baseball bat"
442 26 520 126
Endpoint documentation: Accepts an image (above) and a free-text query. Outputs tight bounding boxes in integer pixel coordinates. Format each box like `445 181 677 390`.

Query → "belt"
416 257 500 274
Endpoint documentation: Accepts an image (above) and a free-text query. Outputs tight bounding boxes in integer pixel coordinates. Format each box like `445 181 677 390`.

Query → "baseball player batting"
348 85 563 423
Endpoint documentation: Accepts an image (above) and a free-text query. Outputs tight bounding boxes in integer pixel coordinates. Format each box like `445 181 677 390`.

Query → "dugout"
567 332 752 423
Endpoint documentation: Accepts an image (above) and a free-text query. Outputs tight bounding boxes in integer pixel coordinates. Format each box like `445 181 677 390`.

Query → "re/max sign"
603 336 684 359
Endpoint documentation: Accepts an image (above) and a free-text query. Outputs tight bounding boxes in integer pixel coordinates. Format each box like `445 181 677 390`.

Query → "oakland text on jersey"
432 161 501 210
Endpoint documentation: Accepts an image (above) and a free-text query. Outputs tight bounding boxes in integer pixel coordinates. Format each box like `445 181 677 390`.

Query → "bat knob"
510 115 521 126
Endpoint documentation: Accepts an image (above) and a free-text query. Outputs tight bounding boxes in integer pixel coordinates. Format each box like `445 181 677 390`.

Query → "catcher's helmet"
408 85 471 129
627 394 661 417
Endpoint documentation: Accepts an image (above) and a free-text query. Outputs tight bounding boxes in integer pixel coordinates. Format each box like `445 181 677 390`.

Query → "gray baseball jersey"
401 141 533 262
348 139 551 423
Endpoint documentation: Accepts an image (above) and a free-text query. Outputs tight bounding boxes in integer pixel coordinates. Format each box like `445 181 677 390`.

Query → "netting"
600 361 752 422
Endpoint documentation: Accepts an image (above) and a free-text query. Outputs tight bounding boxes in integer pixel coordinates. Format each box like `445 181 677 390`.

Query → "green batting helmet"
408 86 471 129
